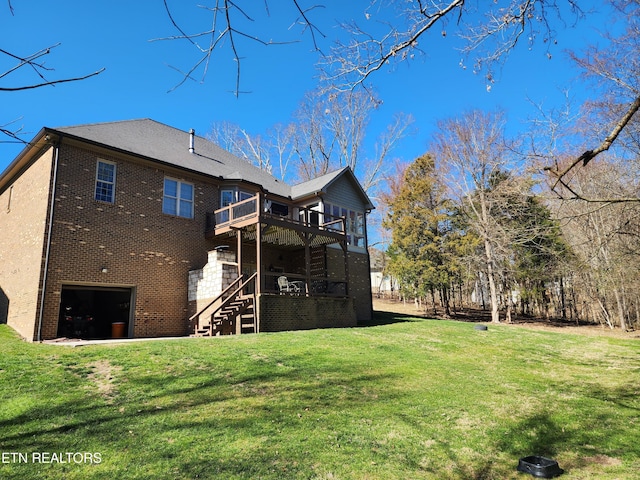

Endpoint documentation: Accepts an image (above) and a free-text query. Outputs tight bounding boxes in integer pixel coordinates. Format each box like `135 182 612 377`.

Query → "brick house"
0 119 374 341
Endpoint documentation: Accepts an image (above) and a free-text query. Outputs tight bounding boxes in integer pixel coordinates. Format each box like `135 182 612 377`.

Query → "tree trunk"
442 288 451 316
505 301 512 323
484 238 500 323
559 277 567 320
478 276 487 310
613 287 627 331
597 297 614 329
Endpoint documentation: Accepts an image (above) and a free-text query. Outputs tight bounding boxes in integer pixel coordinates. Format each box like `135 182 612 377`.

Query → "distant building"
369 247 398 298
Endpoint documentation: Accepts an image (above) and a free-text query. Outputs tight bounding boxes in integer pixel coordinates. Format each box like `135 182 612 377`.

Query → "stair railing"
190 272 258 334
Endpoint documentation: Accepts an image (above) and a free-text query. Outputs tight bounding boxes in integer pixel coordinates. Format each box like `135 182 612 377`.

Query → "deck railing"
211 192 346 234
264 272 348 297
214 195 258 228
189 273 258 335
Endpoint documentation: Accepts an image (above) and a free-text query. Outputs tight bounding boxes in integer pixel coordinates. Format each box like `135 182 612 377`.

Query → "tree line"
381 108 640 330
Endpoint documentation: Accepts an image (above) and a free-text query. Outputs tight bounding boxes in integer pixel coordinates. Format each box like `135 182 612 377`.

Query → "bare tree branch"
291 0 325 51
155 0 324 96
546 95 640 190
321 1 465 91
2 4 105 140
541 1 640 202
0 67 105 92
319 0 582 91
0 118 25 144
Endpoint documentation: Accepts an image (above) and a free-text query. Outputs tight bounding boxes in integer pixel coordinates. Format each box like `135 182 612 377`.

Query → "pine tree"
383 154 458 314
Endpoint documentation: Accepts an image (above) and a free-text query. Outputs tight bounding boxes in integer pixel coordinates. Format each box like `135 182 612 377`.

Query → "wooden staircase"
190 273 258 337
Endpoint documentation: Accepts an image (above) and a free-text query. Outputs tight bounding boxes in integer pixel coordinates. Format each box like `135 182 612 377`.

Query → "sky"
1 1 612 221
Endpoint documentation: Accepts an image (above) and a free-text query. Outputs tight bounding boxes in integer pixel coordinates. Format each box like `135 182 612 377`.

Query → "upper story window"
95 160 116 203
163 178 194 218
324 202 366 248
221 189 253 206
239 191 253 202
218 188 254 224
221 189 234 209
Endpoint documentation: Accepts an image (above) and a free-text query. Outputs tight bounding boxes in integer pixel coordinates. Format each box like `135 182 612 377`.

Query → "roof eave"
0 128 53 193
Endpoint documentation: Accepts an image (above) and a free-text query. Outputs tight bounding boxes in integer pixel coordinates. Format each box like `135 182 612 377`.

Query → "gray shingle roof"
52 119 292 197
48 119 372 208
291 167 374 210
290 168 348 199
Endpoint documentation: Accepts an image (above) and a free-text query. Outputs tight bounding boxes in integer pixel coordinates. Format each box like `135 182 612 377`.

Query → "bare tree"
208 121 274 174
292 89 413 192
208 121 297 180
551 160 640 329
209 88 413 190
432 110 528 323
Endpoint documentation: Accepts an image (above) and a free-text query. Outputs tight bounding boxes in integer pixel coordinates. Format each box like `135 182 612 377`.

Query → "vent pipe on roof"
189 128 195 154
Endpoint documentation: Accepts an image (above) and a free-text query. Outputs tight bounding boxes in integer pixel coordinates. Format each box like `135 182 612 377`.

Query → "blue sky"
1 1 609 185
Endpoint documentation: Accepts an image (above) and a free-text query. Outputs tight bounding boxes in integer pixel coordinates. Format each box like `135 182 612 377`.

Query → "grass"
0 312 639 479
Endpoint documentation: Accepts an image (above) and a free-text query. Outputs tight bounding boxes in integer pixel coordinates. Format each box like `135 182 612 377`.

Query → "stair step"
192 290 255 336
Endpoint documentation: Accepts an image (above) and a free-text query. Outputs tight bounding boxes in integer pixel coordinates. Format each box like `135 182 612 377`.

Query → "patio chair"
277 276 300 293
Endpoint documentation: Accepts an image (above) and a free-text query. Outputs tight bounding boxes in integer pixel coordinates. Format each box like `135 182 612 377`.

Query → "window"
239 191 253 202
221 189 234 209
163 178 194 218
218 189 255 223
324 203 366 248
219 189 234 223
221 189 252 209
95 160 116 203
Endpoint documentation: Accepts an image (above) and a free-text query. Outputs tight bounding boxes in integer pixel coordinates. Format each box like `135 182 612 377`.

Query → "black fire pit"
517 456 564 478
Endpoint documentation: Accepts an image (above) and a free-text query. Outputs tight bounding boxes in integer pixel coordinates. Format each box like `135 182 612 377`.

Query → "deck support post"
256 223 263 295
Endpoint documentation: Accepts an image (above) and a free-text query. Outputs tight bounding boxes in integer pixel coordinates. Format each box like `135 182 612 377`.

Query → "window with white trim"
95 160 116 203
324 203 366 248
220 189 252 208
239 191 253 201
163 178 194 218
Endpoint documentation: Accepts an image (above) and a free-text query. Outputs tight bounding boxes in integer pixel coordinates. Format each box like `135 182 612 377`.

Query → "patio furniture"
278 276 300 293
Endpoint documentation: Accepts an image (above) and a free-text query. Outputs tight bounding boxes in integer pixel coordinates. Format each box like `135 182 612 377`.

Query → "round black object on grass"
517 456 564 478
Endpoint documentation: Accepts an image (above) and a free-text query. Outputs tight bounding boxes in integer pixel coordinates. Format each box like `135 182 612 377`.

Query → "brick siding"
258 294 356 332
0 147 55 340
38 142 219 339
327 248 373 323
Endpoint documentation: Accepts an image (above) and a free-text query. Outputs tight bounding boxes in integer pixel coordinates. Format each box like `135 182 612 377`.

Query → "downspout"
36 139 59 342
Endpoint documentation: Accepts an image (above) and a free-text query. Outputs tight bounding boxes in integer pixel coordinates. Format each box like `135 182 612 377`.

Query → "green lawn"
0 313 638 479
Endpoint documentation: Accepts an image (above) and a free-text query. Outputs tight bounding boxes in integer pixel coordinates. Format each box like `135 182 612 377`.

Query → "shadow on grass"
0 349 407 479
586 382 640 412
494 385 640 466
497 412 572 459
0 349 398 452
358 309 425 327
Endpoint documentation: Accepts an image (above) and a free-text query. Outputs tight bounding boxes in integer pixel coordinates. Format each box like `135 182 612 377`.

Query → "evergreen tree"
383 154 458 313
